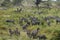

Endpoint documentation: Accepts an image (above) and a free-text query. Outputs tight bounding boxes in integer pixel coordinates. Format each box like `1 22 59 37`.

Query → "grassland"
0 7 60 40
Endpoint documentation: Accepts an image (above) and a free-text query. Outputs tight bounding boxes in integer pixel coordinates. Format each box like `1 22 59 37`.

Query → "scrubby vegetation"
0 0 60 40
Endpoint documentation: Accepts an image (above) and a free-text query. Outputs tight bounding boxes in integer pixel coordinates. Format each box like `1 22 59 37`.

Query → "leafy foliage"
12 0 23 6
1 0 11 7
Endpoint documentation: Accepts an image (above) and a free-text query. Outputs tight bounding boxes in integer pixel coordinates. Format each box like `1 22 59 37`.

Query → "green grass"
0 7 60 40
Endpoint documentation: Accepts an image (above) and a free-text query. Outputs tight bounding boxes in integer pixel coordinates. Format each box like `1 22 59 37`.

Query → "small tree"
35 0 41 8
1 0 12 7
